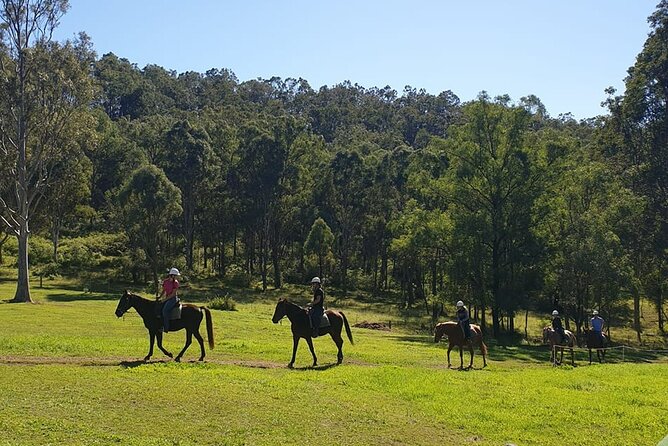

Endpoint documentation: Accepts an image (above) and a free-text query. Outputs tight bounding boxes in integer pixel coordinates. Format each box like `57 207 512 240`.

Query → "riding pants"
310 306 323 335
162 296 178 332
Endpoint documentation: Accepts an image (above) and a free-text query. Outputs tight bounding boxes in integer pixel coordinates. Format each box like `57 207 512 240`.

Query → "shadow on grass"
119 360 148 369
290 362 339 371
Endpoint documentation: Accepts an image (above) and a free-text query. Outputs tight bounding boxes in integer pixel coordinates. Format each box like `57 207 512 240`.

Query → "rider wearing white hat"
158 267 181 332
456 300 471 341
590 310 605 342
307 277 324 337
551 309 565 343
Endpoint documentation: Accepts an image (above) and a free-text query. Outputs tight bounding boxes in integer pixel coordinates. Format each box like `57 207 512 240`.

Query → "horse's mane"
125 291 156 304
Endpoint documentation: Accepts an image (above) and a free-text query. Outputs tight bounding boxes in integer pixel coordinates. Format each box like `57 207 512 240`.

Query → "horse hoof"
288 363 294 369
143 356 151 362
175 357 181 363
166 353 173 358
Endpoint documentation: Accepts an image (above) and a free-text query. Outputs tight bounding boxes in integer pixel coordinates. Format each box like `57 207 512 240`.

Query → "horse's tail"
203 307 214 349
475 326 488 355
480 338 488 356
341 311 354 345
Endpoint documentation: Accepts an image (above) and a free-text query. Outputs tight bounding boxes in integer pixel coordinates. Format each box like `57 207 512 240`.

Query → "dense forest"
0 0 666 340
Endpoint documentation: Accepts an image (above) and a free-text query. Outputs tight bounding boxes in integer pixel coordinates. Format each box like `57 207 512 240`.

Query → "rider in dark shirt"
306 277 324 338
552 310 566 343
456 300 471 342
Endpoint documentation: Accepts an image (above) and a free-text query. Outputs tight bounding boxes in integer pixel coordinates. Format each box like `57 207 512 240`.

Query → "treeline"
0 1 666 339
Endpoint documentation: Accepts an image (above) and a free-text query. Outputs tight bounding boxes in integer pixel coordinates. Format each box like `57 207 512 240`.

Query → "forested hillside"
0 0 666 341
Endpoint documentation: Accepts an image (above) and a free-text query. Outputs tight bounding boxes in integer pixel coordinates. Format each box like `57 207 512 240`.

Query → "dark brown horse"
115 290 214 362
271 298 353 368
542 326 576 366
434 322 488 369
585 329 608 364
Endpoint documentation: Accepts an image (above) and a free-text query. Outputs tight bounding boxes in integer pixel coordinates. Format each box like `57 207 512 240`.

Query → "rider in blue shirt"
590 310 605 342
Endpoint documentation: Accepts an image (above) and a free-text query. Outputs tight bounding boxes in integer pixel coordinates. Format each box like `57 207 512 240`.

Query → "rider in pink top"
158 267 181 332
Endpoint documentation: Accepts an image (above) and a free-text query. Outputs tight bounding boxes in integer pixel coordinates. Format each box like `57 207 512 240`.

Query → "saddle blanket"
310 312 330 328
168 304 182 320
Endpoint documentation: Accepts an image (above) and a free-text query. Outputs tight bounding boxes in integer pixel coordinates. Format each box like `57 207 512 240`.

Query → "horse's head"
434 323 445 343
115 290 134 317
272 298 287 324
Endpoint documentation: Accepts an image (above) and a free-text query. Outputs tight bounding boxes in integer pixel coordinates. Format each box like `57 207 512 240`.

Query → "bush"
225 265 252 288
207 294 237 311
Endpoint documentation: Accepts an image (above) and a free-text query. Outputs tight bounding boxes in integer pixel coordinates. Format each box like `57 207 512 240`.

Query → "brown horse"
585 329 608 364
271 298 353 368
434 322 488 369
115 290 214 362
542 326 576 366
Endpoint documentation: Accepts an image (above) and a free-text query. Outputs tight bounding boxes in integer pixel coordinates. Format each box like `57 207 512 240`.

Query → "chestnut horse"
585 329 608 364
542 326 575 366
271 298 353 368
115 290 214 362
434 322 488 369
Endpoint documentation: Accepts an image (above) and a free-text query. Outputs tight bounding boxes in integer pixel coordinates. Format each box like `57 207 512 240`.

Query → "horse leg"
459 345 464 370
589 349 593 365
479 339 488 368
193 328 206 361
144 332 156 361
570 348 575 367
331 332 344 365
447 344 454 368
288 336 299 369
305 336 318 367
468 341 474 369
156 331 173 358
175 330 193 362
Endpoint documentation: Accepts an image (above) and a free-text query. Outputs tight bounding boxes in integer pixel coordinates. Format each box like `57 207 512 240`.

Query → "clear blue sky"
54 0 659 120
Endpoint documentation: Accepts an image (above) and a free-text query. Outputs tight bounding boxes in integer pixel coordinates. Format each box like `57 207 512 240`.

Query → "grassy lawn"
0 275 667 445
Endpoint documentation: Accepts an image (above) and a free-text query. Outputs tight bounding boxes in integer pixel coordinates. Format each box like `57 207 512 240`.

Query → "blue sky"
54 1 659 120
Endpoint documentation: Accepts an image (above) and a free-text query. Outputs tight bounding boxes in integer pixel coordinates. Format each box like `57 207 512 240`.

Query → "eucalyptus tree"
603 1 668 335
0 0 95 302
433 94 557 336
160 120 215 269
304 217 334 280
118 164 182 290
537 151 642 335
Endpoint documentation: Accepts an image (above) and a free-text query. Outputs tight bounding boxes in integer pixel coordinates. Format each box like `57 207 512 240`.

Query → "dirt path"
0 355 374 369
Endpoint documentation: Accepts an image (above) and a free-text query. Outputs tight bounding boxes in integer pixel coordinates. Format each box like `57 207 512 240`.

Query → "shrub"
225 265 251 288
207 294 237 311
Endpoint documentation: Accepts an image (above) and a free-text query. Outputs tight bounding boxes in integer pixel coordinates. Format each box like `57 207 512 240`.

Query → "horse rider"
157 267 181 332
551 310 566 344
306 277 324 338
456 300 472 343
590 310 605 343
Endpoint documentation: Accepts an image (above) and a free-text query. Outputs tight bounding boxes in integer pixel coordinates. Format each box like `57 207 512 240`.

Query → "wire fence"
550 343 668 366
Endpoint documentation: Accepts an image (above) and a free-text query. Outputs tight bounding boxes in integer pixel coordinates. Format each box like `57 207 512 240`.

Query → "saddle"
309 312 331 329
168 304 182 321
156 302 182 321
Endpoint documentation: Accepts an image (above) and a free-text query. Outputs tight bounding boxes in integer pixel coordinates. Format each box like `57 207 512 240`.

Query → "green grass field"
1 276 667 445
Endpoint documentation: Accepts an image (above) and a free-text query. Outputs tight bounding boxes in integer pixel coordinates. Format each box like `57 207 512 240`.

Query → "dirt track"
0 355 376 369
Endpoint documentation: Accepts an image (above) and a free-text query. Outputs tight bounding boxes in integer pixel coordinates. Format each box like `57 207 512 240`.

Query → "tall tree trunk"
13 225 32 303
0 232 9 265
51 218 61 262
491 239 501 337
632 283 642 343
